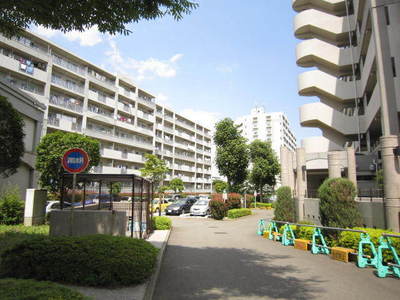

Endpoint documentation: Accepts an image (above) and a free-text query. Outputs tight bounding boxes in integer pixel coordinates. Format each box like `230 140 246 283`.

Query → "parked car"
165 198 197 215
45 201 72 214
152 198 171 213
190 199 211 216
87 193 119 203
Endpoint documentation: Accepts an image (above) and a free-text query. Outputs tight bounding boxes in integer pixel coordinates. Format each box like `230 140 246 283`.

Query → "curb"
143 229 171 300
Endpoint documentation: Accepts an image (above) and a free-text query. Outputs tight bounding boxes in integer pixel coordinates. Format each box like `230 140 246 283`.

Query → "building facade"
0 31 212 193
291 0 400 230
235 106 297 158
0 80 45 199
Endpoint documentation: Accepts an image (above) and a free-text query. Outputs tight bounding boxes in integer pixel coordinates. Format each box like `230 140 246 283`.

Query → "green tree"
213 180 228 193
169 178 184 193
318 178 362 228
1 0 198 37
249 140 280 202
0 184 24 225
274 186 296 222
214 118 249 192
35 132 100 192
0 96 25 178
140 154 169 193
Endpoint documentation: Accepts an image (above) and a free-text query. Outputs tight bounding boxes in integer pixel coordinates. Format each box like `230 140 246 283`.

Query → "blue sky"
33 0 320 144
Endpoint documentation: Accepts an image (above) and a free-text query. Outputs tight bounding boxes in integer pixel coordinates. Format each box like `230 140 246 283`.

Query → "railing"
49 95 83 113
51 75 84 94
306 188 384 199
48 118 60 127
52 54 86 75
11 35 48 55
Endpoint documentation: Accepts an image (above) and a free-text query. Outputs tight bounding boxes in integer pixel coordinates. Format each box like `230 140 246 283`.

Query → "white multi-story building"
290 0 400 230
0 30 212 193
235 106 297 158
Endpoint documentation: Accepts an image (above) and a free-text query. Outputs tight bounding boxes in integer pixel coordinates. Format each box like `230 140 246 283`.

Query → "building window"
391 57 396 77
385 6 390 25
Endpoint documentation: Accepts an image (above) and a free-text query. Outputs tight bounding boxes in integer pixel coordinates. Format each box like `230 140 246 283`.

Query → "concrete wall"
303 198 386 229
50 210 127 237
24 189 47 226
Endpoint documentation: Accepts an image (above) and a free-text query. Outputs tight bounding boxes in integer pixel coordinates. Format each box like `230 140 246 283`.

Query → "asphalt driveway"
153 210 400 300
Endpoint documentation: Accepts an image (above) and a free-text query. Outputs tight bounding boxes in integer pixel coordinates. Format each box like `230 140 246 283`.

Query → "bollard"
281 223 295 246
311 228 330 255
357 233 378 268
267 221 279 241
257 219 266 236
376 235 400 278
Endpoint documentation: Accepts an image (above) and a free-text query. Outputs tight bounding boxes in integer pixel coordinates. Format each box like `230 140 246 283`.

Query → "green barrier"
311 228 330 255
267 221 279 240
357 233 378 269
257 219 266 236
281 223 295 246
376 235 400 278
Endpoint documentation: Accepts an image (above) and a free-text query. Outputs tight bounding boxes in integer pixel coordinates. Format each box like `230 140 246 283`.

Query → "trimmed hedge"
0 278 89 300
0 234 159 287
250 202 272 209
338 227 400 261
152 216 172 230
227 208 252 219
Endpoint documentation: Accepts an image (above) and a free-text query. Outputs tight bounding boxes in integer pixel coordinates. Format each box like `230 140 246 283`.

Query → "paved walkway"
154 210 400 300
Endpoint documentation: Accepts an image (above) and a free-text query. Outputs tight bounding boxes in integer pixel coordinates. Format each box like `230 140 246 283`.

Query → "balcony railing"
52 54 86 75
49 95 83 113
51 75 84 94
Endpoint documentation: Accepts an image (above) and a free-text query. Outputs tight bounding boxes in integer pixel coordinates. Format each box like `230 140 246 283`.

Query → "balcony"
294 9 355 45
88 90 115 108
101 148 145 163
175 119 195 131
88 71 115 91
174 153 196 162
137 95 156 108
164 114 174 122
51 75 84 95
137 110 155 122
1 74 45 96
163 126 174 134
87 108 114 124
4 35 48 60
52 54 86 77
47 117 81 132
292 0 346 15
117 101 134 114
296 39 353 74
298 70 356 102
0 54 48 82
49 95 83 113
300 102 362 135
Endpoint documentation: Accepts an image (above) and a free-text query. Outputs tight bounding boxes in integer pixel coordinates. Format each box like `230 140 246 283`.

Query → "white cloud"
32 25 104 47
215 63 238 74
33 26 58 38
180 109 222 131
104 40 183 81
156 93 171 107
64 26 103 46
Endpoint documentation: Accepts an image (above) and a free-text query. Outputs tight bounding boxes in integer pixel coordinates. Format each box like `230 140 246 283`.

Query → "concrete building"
0 80 45 199
289 0 400 230
0 30 212 193
235 106 297 158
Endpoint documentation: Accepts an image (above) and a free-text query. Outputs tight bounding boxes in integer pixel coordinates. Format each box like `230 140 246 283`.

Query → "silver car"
190 199 210 216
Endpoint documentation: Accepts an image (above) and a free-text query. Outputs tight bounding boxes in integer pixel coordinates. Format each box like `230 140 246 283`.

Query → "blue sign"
62 148 89 173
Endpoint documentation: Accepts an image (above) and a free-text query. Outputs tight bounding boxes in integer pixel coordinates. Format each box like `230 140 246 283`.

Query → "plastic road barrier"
357 233 378 269
376 234 400 278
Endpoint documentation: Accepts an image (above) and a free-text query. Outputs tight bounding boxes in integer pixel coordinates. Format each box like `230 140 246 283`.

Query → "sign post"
62 148 90 235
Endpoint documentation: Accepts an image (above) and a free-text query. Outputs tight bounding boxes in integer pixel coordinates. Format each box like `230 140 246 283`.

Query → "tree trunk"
260 184 263 203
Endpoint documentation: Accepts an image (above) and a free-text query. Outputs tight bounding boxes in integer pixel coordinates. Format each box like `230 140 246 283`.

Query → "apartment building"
290 0 400 230
0 30 212 193
235 106 297 158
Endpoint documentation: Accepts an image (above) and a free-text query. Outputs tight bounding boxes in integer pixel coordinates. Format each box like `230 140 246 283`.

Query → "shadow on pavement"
154 245 324 300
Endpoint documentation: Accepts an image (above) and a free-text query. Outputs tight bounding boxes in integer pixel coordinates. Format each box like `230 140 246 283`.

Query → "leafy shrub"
338 227 400 261
318 178 362 228
227 208 252 219
274 186 296 222
226 198 241 209
228 193 241 200
295 221 315 240
209 200 228 220
152 216 171 230
211 193 223 201
0 185 24 225
0 234 158 287
0 278 88 300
